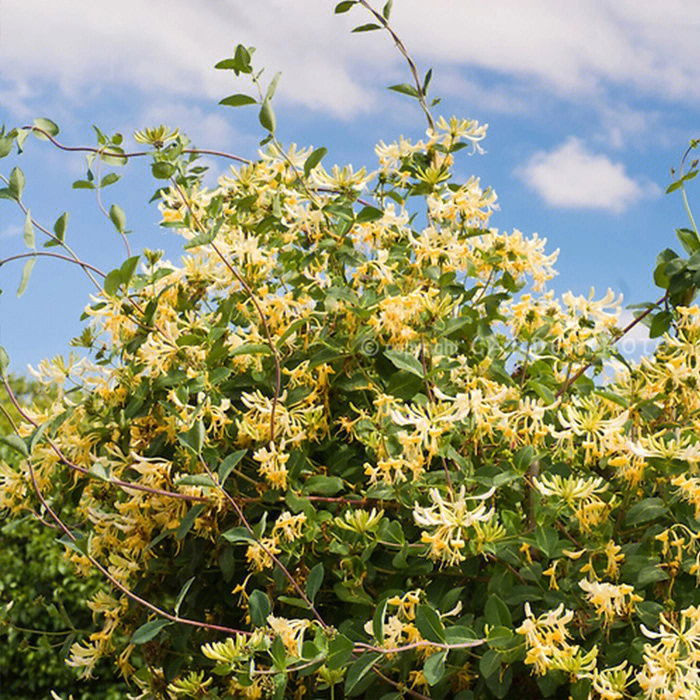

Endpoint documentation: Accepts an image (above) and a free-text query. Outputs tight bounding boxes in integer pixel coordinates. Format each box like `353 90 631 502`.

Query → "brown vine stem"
554 294 668 399
357 1 435 131
21 126 250 164
0 252 106 278
0 376 208 504
169 179 282 443
198 456 329 630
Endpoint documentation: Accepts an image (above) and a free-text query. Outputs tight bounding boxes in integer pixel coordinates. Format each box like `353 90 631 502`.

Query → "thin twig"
0 252 106 278
554 294 667 399
357 1 435 130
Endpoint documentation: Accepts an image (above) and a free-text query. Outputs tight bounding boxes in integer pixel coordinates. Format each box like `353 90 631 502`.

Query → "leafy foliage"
0 3 699 699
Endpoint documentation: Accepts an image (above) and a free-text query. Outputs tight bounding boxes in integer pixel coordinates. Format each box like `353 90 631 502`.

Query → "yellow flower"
267 615 310 656
413 486 495 566
578 579 642 626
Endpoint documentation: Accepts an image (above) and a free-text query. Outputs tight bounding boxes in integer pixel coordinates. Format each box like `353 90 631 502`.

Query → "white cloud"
392 1 700 103
0 1 379 119
515 138 659 213
1 1 698 122
597 103 660 150
0 224 21 240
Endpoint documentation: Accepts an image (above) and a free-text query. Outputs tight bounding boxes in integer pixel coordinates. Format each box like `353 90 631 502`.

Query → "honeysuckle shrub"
1 2 699 699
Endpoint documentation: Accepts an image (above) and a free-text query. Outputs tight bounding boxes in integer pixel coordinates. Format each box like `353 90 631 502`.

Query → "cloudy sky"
1 0 698 370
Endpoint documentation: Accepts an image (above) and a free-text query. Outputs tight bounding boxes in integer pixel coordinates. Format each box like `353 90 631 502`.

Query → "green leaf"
305 563 324 602
16 257 35 298
444 625 479 644
234 44 253 73
100 172 120 187
637 564 669 586
352 23 381 32
28 421 50 454
388 83 420 98
345 652 381 696
666 179 683 194
0 134 13 158
571 678 593 700
152 162 175 179
174 576 195 616
104 269 123 296
266 72 282 102
384 349 424 377
249 590 271 627
175 503 206 540
271 674 287 700
423 650 446 686
649 311 672 338
0 434 29 457
415 604 446 643
302 475 344 496
356 205 384 223
15 128 29 152
32 118 59 138
58 533 88 557
487 625 515 649
214 58 238 70
334 1 356 12
259 100 276 133
72 179 95 190
9 167 25 199
110 204 127 234
131 619 173 644
485 595 512 628
219 94 258 107
220 526 255 544
23 210 35 249
119 255 140 286
479 648 501 679
382 0 394 19
219 546 235 581
53 212 69 243
303 147 328 178
0 347 9 375
423 68 433 94
373 597 388 642
534 526 558 560
229 343 272 357
676 227 700 255
625 498 668 526
327 633 354 669
175 474 216 488
219 449 247 486
269 635 287 670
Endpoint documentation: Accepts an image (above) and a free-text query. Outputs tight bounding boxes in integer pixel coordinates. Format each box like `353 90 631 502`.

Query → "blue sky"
1 0 699 372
